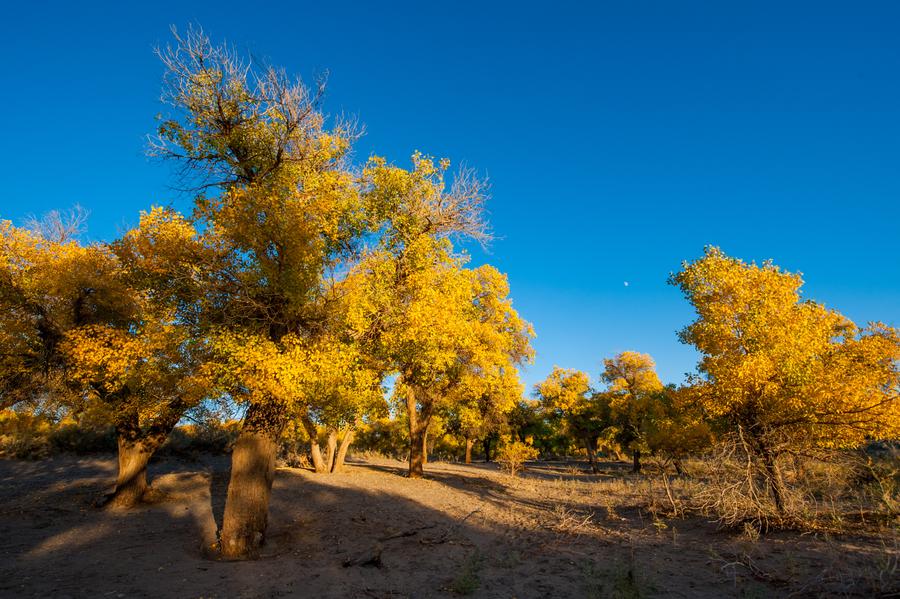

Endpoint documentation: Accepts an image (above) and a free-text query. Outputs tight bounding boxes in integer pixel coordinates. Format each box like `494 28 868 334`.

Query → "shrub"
161 421 240 456
48 423 116 453
496 440 539 476
0 411 47 459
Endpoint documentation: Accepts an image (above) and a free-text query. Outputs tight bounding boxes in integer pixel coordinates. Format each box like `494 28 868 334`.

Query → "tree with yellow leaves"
60 207 208 507
283 335 385 474
353 246 533 478
347 155 533 478
600 351 665 473
0 207 207 507
0 214 134 413
153 28 376 557
671 246 900 514
642 383 713 475
62 318 204 506
535 367 606 471
444 360 524 464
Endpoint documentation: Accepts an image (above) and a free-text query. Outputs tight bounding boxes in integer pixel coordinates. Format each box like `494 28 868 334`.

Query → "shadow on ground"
0 455 894 598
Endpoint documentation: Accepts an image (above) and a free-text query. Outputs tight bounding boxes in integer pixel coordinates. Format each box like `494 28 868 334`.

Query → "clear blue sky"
2 1 898 390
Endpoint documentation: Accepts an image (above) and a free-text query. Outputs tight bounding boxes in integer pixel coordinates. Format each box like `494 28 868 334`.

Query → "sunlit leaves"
671 246 900 450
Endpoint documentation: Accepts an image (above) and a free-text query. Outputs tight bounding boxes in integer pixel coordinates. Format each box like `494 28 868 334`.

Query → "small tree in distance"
497 439 539 476
535 367 604 471
600 351 665 473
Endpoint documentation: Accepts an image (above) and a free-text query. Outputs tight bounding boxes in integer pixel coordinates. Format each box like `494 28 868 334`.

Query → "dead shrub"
690 436 899 532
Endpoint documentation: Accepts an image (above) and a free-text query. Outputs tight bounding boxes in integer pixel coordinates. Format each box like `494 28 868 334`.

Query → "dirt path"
0 455 894 598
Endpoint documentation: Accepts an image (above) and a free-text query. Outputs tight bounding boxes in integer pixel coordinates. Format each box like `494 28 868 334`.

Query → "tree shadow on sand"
1 455 894 598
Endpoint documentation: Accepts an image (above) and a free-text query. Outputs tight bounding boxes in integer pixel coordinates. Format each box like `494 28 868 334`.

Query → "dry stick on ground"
716 552 791 589
343 544 384 568
378 524 437 542
545 505 597 535
662 473 682 517
419 509 481 545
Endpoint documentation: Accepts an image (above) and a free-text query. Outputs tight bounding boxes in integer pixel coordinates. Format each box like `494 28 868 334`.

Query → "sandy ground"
0 454 896 598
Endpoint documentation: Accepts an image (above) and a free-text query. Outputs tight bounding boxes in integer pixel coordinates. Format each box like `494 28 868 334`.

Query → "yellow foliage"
536 367 591 414
671 246 900 450
496 439 540 476
207 331 385 427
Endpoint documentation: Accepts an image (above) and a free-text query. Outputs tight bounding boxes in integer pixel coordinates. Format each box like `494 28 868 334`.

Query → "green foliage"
448 550 482 595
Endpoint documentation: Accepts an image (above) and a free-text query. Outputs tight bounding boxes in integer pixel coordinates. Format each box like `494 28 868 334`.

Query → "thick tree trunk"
409 424 427 478
108 405 182 508
464 438 474 464
632 450 642 473
111 434 153 507
299 410 327 473
309 441 327 473
324 429 338 472
584 437 599 473
483 435 493 463
219 402 283 560
332 427 355 473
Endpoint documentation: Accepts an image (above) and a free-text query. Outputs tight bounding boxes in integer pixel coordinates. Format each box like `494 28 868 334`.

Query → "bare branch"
25 205 89 243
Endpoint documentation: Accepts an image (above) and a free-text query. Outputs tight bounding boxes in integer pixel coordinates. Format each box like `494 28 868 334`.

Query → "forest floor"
0 454 896 598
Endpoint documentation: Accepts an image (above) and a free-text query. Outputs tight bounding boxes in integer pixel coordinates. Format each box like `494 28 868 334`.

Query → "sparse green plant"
448 550 482 595
581 561 605 599
609 556 644 599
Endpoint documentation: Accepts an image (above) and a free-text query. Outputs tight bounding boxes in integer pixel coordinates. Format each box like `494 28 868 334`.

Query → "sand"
0 455 895 598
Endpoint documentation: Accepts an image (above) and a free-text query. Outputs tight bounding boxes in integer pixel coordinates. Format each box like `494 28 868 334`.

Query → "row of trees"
1 27 897 556
0 29 533 559
515 247 898 516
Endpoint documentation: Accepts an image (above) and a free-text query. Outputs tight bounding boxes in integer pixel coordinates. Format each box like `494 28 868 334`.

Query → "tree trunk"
299 410 327 473
309 441 326 473
107 405 182 508
324 429 338 472
584 437 598 473
406 386 432 479
759 445 787 515
219 402 283 560
409 423 427 478
331 427 355 473
422 428 428 465
111 432 153 507
632 450 642 473
464 437 474 464
483 435 493 462
746 427 787 516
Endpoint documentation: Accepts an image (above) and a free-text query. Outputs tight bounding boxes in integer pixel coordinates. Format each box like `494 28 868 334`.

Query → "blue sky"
2 1 898 390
